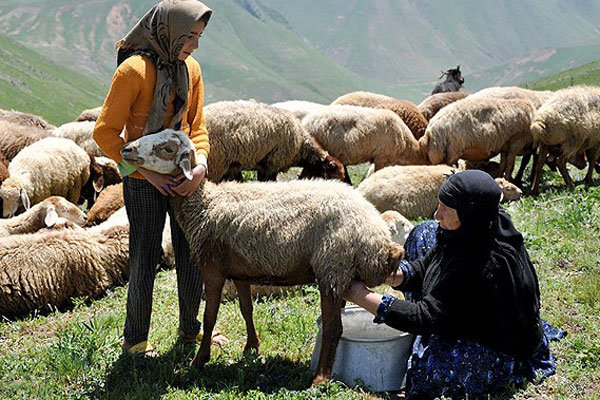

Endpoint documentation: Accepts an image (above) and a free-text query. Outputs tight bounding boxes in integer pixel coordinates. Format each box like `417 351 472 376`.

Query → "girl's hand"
138 168 179 196
172 165 206 197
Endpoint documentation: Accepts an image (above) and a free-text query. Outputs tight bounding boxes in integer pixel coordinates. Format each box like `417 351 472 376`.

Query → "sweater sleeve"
93 61 143 165
187 64 210 159
395 247 435 293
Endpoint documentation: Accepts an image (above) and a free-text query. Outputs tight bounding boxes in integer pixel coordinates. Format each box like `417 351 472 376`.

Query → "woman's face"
178 21 206 61
434 201 461 230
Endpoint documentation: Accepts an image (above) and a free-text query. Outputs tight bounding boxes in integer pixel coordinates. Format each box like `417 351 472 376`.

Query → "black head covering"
437 170 543 357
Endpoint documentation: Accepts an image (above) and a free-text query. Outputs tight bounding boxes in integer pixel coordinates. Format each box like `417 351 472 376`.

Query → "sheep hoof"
311 374 330 386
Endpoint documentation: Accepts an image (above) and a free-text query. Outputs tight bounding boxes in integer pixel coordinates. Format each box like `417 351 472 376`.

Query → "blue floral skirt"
400 221 565 400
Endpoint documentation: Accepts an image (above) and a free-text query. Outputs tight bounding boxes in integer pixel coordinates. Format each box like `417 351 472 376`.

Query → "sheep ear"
93 175 105 193
44 205 59 227
20 189 31 210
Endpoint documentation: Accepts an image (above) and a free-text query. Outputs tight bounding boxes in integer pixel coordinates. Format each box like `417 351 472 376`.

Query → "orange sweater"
93 55 209 180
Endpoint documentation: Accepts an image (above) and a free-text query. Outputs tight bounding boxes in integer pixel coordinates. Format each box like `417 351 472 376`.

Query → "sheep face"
121 129 195 179
298 155 346 181
495 178 522 202
44 196 87 227
0 182 30 218
381 210 414 245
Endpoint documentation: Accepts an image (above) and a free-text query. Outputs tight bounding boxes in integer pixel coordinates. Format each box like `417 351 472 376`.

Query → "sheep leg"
514 152 532 184
312 287 343 386
557 157 575 187
530 145 549 195
257 170 278 182
191 275 226 369
584 149 600 184
343 165 353 186
503 151 518 182
233 280 261 353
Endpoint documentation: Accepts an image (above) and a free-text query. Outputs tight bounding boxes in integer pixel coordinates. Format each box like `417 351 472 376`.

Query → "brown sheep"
79 155 122 208
86 183 124 226
75 106 102 122
0 121 52 161
332 91 428 139
0 108 56 130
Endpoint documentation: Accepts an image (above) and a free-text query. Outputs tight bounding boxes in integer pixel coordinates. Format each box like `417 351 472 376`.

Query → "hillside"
0 34 106 125
521 59 600 91
1 0 600 104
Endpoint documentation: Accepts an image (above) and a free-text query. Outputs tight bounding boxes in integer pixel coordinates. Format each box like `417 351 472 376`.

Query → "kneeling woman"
345 170 559 400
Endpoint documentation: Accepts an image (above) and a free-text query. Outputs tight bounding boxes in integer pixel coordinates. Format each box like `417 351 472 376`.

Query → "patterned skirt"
399 221 565 400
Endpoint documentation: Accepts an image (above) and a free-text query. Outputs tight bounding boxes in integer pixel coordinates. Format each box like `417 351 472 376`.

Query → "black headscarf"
437 170 543 358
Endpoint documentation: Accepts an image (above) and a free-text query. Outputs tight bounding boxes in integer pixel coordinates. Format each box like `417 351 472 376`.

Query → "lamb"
301 105 429 175
530 85 600 194
53 120 104 156
0 196 87 237
0 121 52 161
204 101 344 182
418 91 469 121
270 100 329 121
420 98 536 181
86 183 124 226
358 165 522 219
0 210 129 316
0 137 91 217
75 106 103 122
120 129 405 385
0 108 56 130
331 91 428 139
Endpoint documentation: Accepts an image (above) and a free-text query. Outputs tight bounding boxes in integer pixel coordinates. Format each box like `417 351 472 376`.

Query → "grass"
1 162 599 400
521 60 600 91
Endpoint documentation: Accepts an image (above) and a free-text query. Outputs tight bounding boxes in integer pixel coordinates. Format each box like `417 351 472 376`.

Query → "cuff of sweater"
118 161 139 177
195 152 208 172
392 260 414 291
373 294 398 324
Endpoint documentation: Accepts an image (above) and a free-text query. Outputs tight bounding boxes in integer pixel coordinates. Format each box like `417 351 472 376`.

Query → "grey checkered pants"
122 176 202 345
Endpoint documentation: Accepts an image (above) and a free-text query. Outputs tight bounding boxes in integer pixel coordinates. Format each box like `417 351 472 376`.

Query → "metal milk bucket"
310 305 414 392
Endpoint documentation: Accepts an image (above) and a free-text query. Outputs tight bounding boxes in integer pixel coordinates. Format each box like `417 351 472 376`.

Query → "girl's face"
434 201 461 230
178 21 206 61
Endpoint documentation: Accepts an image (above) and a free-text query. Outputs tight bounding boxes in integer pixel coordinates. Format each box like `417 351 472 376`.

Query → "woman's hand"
138 168 180 196
343 281 383 316
172 165 206 197
385 266 404 287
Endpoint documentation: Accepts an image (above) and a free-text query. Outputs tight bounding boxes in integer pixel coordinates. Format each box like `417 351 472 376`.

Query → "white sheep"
270 100 329 121
0 137 91 217
204 101 344 181
0 196 87 237
380 210 414 246
302 105 429 173
469 86 553 109
75 106 102 122
0 121 52 161
53 120 104 157
358 165 522 219
530 85 600 194
420 97 536 181
120 130 405 385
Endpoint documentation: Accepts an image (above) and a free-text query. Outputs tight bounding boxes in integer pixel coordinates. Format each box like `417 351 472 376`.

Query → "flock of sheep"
0 83 598 380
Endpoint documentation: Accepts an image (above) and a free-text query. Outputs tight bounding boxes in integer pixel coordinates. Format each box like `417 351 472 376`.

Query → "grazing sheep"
421 98 536 181
271 100 328 121
431 66 464 94
418 91 469 121
530 86 600 194
302 105 429 174
53 121 103 156
0 108 55 130
120 130 405 385
469 86 553 109
86 183 124 226
0 212 129 316
204 101 344 182
0 137 91 218
332 92 428 139
358 165 521 219
0 121 52 161
75 106 102 122
0 196 87 237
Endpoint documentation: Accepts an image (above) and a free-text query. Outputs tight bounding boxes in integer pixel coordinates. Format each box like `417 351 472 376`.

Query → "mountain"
1 0 600 120
0 33 105 125
521 59 600 91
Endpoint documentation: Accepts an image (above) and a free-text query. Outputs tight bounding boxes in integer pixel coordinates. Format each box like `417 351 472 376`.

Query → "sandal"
122 340 157 357
177 329 229 346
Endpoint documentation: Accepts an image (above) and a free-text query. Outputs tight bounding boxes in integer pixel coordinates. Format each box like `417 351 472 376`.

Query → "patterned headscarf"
115 0 212 134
